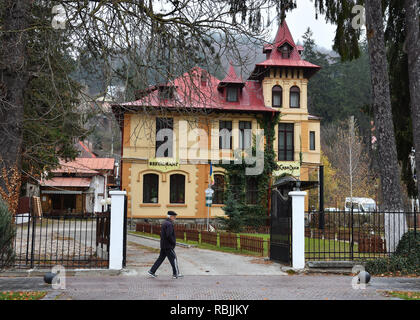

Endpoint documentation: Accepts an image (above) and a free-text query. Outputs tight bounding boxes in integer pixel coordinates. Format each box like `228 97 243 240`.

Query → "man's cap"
167 211 178 216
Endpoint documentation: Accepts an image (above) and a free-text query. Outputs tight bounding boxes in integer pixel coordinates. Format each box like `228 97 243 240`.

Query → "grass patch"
130 230 394 260
0 291 47 300
385 291 420 300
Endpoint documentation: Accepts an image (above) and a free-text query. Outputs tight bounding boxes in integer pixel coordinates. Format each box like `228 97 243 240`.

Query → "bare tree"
321 118 377 206
2 0 299 210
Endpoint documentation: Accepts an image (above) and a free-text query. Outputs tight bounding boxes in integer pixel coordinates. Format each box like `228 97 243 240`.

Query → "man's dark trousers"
150 248 179 275
150 217 180 276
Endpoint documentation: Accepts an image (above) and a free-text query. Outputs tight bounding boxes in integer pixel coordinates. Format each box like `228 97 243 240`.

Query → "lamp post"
100 197 112 213
205 186 214 231
100 198 106 213
409 148 417 237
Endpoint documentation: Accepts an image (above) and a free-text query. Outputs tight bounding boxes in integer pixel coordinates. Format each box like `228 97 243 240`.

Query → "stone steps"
305 261 364 275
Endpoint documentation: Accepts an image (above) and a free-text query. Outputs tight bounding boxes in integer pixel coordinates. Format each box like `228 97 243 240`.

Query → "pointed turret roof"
263 20 296 53
248 20 321 80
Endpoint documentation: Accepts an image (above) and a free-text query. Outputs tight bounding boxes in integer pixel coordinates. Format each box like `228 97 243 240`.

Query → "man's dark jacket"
160 218 176 249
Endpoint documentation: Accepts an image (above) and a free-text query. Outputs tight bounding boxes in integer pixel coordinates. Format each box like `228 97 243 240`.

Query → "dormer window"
279 43 292 59
158 85 175 100
226 87 238 102
201 71 208 87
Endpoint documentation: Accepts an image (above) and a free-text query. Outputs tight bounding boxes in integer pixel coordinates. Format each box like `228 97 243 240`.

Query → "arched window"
143 174 159 203
212 174 225 204
272 85 282 108
290 86 300 108
170 174 185 203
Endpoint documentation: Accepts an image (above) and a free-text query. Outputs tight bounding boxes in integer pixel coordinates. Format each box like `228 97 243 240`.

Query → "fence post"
289 190 307 270
109 190 126 270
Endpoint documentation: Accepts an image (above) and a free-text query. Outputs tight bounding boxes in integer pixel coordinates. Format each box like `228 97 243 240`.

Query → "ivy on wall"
216 112 280 232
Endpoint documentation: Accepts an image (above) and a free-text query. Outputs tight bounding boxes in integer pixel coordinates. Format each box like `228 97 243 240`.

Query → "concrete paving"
125 234 288 276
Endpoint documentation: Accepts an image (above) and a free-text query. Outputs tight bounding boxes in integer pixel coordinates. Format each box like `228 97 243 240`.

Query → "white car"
344 197 376 214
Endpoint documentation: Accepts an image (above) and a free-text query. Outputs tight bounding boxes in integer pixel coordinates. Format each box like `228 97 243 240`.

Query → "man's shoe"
148 270 157 278
172 274 184 279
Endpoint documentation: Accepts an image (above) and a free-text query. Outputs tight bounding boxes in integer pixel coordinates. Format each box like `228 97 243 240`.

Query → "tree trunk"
404 0 420 204
364 0 404 211
0 0 31 212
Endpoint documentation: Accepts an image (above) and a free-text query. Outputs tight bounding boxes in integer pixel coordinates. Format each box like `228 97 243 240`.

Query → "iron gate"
270 188 292 265
9 212 110 269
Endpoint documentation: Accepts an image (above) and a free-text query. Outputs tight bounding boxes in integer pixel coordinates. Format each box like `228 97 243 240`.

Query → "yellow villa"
112 20 321 223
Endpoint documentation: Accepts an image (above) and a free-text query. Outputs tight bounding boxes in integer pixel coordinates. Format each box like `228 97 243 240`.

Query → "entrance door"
270 188 292 265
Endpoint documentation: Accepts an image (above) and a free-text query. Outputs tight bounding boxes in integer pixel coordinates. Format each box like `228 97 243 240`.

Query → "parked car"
344 197 376 214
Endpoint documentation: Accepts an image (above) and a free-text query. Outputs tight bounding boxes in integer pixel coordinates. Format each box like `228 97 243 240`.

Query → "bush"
365 230 420 275
0 199 16 270
395 230 420 255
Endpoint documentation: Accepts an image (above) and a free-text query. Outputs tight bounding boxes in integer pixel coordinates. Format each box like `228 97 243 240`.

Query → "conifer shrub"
365 230 420 275
0 199 16 270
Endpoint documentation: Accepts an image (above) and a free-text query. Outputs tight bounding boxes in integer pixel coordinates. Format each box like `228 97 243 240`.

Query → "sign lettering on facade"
148 158 180 172
273 161 301 177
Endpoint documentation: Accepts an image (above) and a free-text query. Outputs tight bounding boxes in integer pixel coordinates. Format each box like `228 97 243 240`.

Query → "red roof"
78 141 97 158
118 66 277 113
219 62 245 85
263 19 296 53
114 21 319 112
252 20 320 77
40 177 92 188
52 158 115 174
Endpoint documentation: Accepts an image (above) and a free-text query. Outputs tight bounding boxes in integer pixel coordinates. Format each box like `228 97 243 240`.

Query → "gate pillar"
109 190 126 270
289 191 306 270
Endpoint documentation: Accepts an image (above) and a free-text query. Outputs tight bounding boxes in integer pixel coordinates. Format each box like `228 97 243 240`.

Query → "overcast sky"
268 0 337 50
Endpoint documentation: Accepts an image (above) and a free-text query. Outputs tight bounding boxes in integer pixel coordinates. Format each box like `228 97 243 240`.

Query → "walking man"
148 211 183 279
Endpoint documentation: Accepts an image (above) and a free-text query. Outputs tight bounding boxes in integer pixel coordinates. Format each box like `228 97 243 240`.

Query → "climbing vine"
216 112 280 232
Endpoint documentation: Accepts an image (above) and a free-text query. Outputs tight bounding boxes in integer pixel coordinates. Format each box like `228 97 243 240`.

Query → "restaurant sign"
273 161 301 177
148 158 180 172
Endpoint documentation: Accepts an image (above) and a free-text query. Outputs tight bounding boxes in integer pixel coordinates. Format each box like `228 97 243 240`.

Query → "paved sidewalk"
0 234 419 300
1 273 419 300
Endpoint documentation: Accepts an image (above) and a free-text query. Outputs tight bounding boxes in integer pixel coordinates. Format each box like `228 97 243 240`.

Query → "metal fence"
135 223 269 256
11 213 109 269
305 210 418 261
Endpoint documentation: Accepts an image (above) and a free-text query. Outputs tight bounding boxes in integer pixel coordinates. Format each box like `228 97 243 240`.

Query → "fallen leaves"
0 291 47 300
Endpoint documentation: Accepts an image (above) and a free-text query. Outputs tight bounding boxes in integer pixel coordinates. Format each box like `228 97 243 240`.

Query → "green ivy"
216 112 280 232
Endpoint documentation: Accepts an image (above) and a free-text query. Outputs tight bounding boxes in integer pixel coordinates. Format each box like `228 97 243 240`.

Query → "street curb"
128 232 195 248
